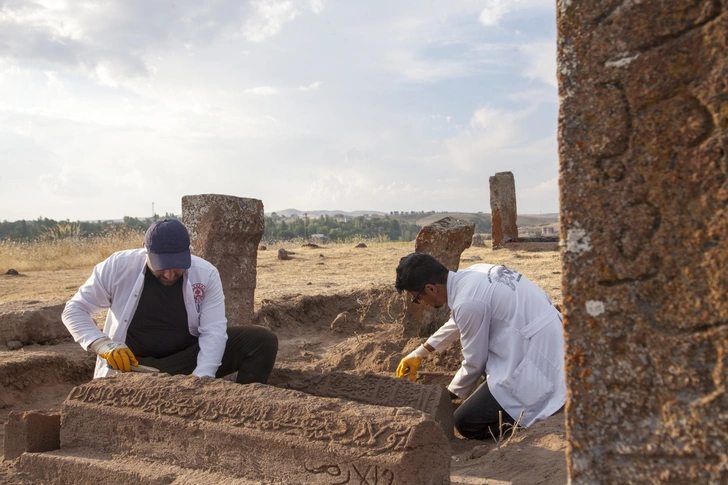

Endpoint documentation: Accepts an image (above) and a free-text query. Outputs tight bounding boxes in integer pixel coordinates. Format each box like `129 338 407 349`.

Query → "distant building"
310 234 330 243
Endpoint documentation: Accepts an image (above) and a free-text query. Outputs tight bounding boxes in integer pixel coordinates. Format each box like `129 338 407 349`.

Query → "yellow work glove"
90 337 139 372
395 344 430 381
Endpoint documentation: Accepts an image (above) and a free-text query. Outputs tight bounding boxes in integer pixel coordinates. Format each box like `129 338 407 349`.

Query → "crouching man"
394 252 565 440
62 219 277 384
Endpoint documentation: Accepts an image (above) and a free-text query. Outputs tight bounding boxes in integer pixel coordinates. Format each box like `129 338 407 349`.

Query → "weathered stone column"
402 217 474 338
558 2 728 483
182 194 264 327
489 171 518 248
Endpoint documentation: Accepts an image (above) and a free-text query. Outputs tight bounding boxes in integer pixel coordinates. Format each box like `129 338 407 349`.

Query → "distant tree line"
1 211 492 243
465 215 491 233
0 214 178 241
387 211 492 234
263 214 423 242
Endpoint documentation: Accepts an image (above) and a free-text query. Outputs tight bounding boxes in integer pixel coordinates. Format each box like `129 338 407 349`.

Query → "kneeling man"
394 252 565 440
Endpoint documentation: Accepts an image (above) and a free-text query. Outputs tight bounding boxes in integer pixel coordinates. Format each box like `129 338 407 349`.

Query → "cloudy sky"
1 0 559 221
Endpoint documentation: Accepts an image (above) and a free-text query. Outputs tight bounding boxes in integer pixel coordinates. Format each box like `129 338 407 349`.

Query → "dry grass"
255 240 562 308
0 230 145 272
0 238 563 308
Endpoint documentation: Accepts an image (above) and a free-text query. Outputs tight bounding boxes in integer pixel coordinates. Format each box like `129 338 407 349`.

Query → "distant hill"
412 212 559 232
267 209 559 229
269 209 388 218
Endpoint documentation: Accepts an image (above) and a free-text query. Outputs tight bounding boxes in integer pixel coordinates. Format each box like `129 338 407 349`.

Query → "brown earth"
0 242 566 484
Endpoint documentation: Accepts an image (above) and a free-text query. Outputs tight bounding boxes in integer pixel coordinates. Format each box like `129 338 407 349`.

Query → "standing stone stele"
558 1 728 483
489 171 518 248
182 194 264 327
402 217 475 338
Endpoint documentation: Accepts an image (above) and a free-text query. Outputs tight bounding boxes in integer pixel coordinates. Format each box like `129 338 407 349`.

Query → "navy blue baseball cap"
144 219 192 270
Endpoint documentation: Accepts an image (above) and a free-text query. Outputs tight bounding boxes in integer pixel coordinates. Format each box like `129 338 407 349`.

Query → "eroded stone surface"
558 2 728 483
4 410 60 460
59 374 451 484
403 217 475 338
489 172 518 248
182 194 264 326
267 367 454 439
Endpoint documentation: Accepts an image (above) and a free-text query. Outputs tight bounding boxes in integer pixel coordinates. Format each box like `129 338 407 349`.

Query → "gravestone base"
18 448 259 485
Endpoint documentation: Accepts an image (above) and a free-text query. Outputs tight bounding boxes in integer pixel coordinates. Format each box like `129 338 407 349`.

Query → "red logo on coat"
192 283 206 304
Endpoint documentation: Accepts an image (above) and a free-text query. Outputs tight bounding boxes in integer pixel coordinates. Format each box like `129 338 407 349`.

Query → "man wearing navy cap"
62 219 278 383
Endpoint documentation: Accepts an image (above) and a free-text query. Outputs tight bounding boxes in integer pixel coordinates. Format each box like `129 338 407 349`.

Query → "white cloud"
520 41 557 87
244 85 278 95
479 0 507 26
444 106 525 171
0 1 561 220
305 173 368 206
243 0 300 42
310 0 325 14
297 81 321 91
518 176 559 213
479 0 554 27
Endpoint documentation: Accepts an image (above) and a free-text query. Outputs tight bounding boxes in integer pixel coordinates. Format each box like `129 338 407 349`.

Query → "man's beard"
157 274 181 286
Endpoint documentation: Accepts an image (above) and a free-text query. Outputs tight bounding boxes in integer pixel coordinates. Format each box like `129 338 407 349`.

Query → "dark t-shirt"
126 268 198 358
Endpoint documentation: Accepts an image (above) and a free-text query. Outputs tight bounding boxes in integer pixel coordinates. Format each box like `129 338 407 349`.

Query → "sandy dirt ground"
0 241 567 484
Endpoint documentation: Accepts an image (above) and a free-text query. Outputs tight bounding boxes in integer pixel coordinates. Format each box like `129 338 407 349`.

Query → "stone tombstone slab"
182 194 264 326
558 1 728 483
60 374 451 484
489 171 518 248
404 217 475 337
267 367 455 439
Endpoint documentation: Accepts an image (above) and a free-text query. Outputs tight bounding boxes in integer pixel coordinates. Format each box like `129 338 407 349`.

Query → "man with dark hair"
62 219 278 384
394 252 565 440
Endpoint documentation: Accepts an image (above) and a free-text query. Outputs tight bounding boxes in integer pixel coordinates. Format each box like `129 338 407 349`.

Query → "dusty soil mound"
255 285 404 331
254 286 464 382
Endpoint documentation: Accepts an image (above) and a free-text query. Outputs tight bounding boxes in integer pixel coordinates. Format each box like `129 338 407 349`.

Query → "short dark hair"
395 252 449 293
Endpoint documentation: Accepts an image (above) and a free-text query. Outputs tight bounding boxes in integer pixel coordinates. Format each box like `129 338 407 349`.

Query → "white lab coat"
426 264 566 427
62 248 228 379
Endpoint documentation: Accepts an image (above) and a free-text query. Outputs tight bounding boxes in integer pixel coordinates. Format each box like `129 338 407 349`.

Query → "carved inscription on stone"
281 372 442 416
267 369 454 439
304 462 395 485
66 384 413 454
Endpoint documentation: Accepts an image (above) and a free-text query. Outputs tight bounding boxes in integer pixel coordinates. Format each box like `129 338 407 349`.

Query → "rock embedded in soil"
6 340 22 350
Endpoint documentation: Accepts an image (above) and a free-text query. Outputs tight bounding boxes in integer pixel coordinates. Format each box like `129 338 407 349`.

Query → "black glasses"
411 288 425 304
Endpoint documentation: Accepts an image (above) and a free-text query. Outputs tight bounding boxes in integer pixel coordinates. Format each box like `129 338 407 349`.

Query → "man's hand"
90 337 138 372
395 344 431 381
396 355 423 380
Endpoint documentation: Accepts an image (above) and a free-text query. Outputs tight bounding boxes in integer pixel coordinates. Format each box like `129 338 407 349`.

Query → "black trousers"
136 325 278 384
453 380 515 440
